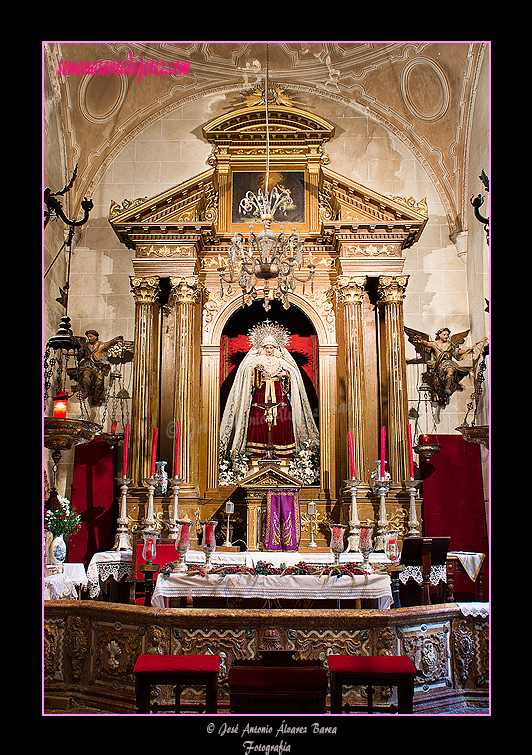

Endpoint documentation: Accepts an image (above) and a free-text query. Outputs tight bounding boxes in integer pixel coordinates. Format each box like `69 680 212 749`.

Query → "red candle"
380 426 386 478
204 523 215 546
122 423 130 479
145 541 153 562
179 522 190 547
347 432 355 478
111 421 117 435
174 420 181 478
407 423 414 479
150 427 158 477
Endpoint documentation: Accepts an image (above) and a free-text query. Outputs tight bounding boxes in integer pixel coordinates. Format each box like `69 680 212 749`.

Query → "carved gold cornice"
377 275 409 303
137 245 195 258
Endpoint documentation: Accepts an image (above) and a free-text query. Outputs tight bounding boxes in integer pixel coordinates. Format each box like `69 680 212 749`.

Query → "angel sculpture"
405 326 474 406
67 330 130 406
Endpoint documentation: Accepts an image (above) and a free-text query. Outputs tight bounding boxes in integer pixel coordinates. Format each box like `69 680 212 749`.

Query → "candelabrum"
359 521 374 573
403 479 421 536
201 519 218 572
370 461 392 552
167 477 185 539
329 522 348 565
142 477 159 533
344 478 364 552
224 500 234 547
112 477 133 550
306 502 318 548
172 518 192 573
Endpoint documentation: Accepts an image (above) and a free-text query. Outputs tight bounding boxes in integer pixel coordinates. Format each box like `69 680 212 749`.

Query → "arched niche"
200 290 339 495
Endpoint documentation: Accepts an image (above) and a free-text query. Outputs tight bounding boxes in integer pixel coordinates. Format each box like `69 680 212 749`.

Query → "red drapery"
420 434 489 600
220 333 318 390
69 436 117 567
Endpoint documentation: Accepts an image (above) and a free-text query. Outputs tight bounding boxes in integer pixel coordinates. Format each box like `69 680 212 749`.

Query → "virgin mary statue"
219 321 319 461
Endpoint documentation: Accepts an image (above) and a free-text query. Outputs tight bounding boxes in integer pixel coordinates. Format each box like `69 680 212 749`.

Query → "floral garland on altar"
161 559 391 579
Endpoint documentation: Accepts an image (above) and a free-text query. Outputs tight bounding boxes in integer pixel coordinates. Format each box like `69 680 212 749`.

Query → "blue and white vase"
154 460 168 496
49 534 67 565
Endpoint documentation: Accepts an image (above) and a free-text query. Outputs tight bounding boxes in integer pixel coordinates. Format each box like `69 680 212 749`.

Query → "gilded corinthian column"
377 275 410 482
337 275 368 479
129 275 161 485
170 276 202 496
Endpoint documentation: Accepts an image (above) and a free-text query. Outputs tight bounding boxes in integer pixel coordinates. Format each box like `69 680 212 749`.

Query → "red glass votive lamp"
53 391 69 418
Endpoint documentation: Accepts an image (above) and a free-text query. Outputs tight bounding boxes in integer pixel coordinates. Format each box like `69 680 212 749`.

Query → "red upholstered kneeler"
133 655 220 714
228 656 327 714
328 656 417 714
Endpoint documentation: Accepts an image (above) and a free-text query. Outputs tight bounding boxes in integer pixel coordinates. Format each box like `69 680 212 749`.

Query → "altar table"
44 563 88 600
152 570 392 609
86 550 133 598
85 549 390 598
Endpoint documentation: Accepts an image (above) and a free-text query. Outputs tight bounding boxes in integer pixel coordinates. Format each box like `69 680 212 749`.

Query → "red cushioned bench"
228 655 328 714
133 654 220 714
328 655 417 714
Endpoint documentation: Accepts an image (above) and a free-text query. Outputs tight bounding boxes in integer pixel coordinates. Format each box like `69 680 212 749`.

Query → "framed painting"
231 170 306 224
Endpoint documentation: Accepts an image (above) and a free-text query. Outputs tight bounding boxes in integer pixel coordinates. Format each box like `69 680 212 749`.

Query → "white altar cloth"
457 602 489 618
85 548 390 598
44 563 88 600
448 551 485 581
44 572 77 600
152 570 392 608
86 550 133 598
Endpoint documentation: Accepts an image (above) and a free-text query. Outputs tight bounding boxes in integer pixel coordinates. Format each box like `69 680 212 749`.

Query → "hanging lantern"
412 374 441 460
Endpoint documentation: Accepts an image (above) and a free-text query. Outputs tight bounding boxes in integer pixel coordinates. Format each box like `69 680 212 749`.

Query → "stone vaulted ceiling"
44 41 488 237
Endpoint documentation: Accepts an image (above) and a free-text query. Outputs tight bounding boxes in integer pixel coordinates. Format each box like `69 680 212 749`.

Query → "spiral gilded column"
129 275 161 485
337 275 368 480
377 275 410 482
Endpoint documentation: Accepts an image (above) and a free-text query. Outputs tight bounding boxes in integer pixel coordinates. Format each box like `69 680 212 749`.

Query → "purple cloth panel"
264 489 301 551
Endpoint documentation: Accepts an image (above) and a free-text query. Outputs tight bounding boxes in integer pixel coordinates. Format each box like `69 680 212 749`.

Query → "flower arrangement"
219 449 251 485
44 495 82 537
288 441 319 485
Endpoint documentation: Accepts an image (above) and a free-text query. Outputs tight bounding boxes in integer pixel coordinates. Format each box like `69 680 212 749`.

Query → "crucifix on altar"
252 395 286 465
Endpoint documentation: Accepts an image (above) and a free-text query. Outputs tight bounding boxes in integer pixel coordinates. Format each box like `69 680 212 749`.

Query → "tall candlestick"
150 427 158 477
122 423 130 479
347 432 355 478
380 425 386 478
174 420 181 478
407 423 414 479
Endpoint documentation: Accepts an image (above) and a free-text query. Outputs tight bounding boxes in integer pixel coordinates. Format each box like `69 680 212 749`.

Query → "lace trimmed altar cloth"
85 549 392 598
152 571 392 608
86 549 133 598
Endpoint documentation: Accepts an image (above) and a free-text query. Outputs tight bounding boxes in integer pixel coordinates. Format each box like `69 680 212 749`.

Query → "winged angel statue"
67 331 134 406
404 326 475 406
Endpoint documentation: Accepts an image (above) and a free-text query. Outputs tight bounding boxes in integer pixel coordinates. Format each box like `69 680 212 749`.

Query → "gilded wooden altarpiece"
109 92 428 547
